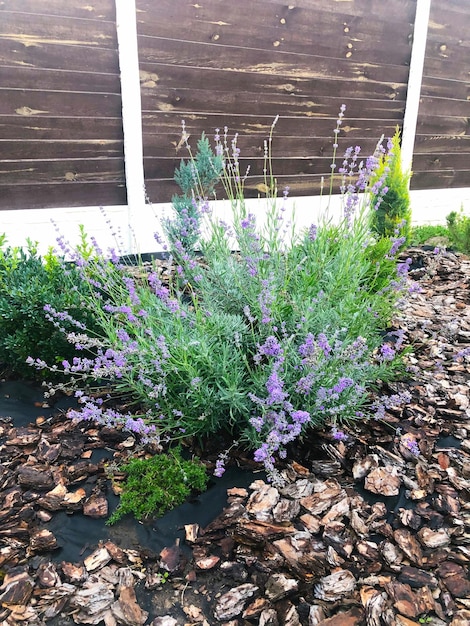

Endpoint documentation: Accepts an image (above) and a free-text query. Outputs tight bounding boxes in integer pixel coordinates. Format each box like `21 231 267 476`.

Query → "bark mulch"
0 247 469 625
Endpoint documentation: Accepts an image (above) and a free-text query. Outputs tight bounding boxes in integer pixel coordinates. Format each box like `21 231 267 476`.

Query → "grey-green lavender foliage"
29 110 412 483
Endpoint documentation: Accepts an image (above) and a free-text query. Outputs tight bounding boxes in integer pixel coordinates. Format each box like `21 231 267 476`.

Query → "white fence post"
115 0 146 253
401 0 432 179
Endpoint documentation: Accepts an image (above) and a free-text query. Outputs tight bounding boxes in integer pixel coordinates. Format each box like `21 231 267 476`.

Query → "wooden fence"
0 0 469 246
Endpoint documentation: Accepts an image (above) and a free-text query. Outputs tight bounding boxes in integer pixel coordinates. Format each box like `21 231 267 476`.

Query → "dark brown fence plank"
0 139 123 161
416 116 469 137
0 0 116 20
0 159 125 185
0 116 123 141
416 96 470 119
411 170 470 190
412 153 470 172
143 134 383 160
145 173 338 204
0 90 122 120
0 39 119 73
138 37 410 85
2 66 121 93
141 112 398 141
142 89 405 122
1 182 127 210
137 0 414 66
139 62 407 101
142 89 405 120
0 10 118 49
413 135 470 155
420 77 469 101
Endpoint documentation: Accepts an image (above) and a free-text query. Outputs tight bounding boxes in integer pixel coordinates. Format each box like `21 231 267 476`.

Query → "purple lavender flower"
332 377 354 394
256 335 283 360
266 370 287 405
117 329 131 342
213 458 226 478
397 257 412 277
308 224 318 242
295 373 315 395
254 443 270 463
258 277 275 325
331 426 347 440
291 410 310 424
388 236 406 258
402 434 420 456
379 344 396 361
317 333 331 357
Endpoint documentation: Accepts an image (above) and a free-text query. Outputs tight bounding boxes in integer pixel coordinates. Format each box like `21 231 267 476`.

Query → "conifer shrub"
164 131 223 254
370 127 412 243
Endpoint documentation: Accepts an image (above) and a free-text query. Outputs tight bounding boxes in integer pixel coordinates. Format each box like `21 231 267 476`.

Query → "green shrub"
370 127 412 242
410 224 449 246
0 239 98 379
107 447 209 524
447 208 470 255
31 110 412 483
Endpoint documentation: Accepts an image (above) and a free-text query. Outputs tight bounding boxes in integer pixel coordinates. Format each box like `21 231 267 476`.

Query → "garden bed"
0 246 469 625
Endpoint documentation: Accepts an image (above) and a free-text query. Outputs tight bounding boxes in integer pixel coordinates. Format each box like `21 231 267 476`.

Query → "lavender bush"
31 109 412 482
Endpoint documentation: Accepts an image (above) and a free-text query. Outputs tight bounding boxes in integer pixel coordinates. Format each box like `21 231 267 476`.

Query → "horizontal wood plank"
416 116 470 137
413 135 470 155
141 112 399 140
416 96 470 120
0 158 125 185
420 77 469 101
422 56 469 83
0 11 118 49
0 182 127 210
0 116 124 141
137 37 410 85
143 133 386 160
137 0 416 30
412 153 470 172
2 66 121 93
411 170 470 190
0 1 116 21
141 88 405 121
0 139 124 161
137 0 414 67
0 90 122 118
144 156 346 181
0 39 119 73
139 64 407 109
146 173 342 203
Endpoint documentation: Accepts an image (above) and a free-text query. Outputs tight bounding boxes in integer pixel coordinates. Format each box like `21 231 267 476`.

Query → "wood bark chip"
83 491 108 518
246 481 280 521
313 569 357 601
364 465 401 496
264 572 298 601
393 528 424 565
0 570 34 606
213 583 259 621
